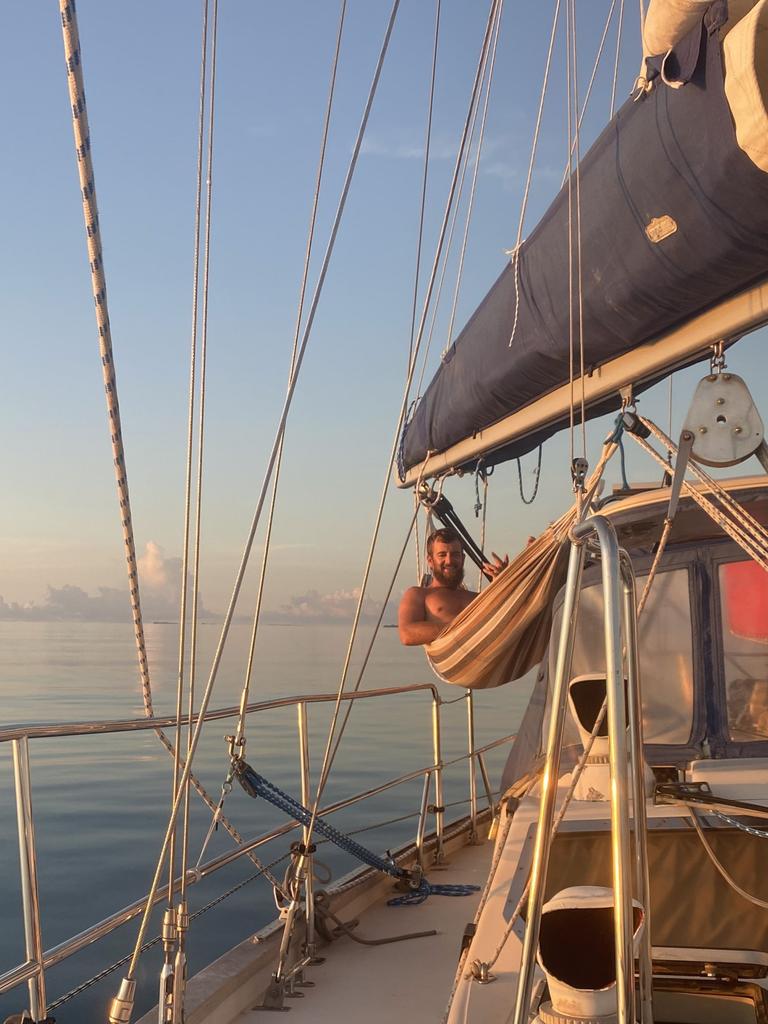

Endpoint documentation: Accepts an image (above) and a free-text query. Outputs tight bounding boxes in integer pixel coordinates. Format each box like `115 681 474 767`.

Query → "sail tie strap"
233 760 480 907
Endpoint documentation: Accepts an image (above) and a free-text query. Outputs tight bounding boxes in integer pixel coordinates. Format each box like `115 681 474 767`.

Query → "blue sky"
2 1 767 621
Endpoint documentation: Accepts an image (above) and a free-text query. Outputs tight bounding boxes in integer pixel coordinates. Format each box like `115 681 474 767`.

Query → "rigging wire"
232 0 348 759
560 0 619 188
117 0 404 986
407 0 441 369
412 0 500 402
60 0 257 911
444 0 505 351
566 0 576 471
324 507 419 772
168 0 211 913
302 0 504 863
181 0 221 908
508 0 562 350
60 0 266 915
571 0 587 459
610 0 627 117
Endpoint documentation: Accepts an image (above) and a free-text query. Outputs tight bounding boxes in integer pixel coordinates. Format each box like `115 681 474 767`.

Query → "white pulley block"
682 372 764 467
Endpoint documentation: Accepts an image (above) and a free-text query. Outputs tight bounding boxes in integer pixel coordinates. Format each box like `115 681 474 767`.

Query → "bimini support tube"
512 516 654 1024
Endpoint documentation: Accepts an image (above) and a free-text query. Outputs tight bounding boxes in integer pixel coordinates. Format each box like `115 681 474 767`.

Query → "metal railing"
1 682 514 1018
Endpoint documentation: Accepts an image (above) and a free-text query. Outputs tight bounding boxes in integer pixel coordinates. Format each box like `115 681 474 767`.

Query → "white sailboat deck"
235 836 492 1024
163 827 494 1024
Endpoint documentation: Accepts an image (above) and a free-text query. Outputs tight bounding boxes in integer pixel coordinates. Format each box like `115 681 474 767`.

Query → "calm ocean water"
0 620 530 1022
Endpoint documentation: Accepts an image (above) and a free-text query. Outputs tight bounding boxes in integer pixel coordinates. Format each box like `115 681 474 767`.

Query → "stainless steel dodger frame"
0 683 513 1021
512 515 654 1024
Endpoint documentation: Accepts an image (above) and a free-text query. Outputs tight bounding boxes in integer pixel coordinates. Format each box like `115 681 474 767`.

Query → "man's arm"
398 587 444 646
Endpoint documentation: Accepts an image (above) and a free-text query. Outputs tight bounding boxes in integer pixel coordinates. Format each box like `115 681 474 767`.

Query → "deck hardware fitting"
157 906 176 1023
252 973 290 1012
107 977 136 1023
571 457 588 492
470 960 496 985
170 900 188 1024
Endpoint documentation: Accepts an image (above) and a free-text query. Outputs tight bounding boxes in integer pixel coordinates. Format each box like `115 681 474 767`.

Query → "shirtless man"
398 526 508 646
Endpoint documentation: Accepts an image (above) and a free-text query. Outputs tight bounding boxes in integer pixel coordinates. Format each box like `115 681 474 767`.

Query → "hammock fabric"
425 448 616 689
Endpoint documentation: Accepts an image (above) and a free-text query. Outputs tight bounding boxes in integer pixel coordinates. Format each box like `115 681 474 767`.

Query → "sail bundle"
400 0 768 480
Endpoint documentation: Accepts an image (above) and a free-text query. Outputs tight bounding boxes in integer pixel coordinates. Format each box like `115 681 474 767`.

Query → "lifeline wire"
119 0 404 984
303 0 504 858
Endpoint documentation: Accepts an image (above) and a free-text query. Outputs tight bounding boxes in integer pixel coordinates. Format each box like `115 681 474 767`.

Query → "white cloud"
0 542 216 623
265 587 396 625
361 135 463 161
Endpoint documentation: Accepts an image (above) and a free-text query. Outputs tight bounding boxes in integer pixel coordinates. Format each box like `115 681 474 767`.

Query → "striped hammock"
425 446 616 689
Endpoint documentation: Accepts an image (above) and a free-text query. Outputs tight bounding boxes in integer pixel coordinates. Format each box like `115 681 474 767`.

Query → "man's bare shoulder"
399 585 427 613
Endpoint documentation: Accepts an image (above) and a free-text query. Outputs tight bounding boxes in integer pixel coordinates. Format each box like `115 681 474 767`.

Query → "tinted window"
548 568 694 747
719 560 768 742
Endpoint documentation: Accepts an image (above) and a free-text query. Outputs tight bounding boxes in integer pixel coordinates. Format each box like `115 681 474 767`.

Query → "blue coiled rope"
233 760 479 907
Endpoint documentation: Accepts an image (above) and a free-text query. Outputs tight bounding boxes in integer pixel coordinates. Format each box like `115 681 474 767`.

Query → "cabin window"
549 568 694 747
719 559 768 743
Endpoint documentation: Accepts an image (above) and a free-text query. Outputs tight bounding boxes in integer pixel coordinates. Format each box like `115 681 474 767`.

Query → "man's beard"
432 564 464 588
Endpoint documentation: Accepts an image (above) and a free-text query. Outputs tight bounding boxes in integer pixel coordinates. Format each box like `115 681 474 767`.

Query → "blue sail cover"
400 7 768 476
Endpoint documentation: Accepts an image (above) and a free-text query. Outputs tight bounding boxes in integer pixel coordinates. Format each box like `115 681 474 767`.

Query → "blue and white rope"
234 761 479 906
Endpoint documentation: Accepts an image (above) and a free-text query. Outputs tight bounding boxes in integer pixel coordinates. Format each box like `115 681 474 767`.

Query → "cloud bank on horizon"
0 542 215 623
0 543 397 625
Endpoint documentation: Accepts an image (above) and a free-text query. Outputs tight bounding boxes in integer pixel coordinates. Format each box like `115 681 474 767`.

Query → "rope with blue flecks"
234 761 480 906
59 1 152 716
